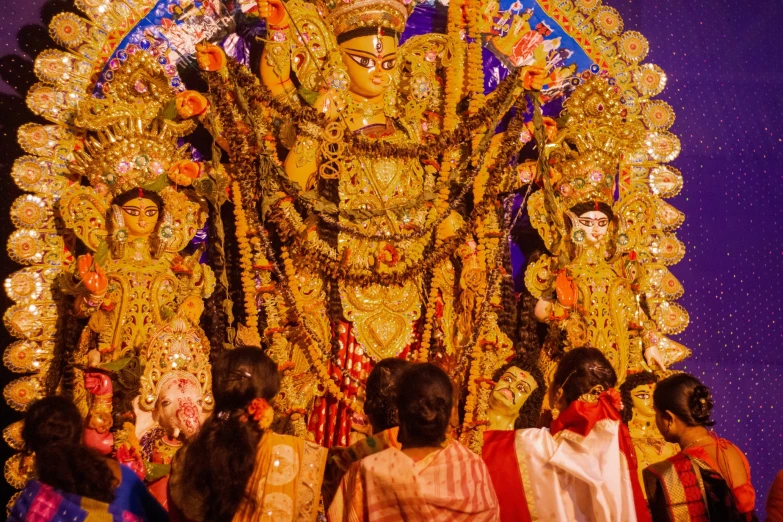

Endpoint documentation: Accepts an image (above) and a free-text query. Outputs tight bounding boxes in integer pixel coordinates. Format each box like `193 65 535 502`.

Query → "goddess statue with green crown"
1 0 693 502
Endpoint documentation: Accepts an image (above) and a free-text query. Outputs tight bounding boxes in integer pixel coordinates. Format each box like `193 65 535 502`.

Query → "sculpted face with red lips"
156 375 207 440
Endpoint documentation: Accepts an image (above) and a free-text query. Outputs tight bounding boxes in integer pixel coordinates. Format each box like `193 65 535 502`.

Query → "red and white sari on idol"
482 389 651 522
327 440 500 522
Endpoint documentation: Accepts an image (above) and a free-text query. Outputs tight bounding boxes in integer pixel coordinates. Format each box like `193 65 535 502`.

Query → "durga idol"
194 0 546 445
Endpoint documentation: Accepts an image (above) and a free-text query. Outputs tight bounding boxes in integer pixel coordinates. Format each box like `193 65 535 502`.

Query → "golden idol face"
339 33 398 99
120 197 160 237
575 210 610 245
489 366 538 416
631 383 655 418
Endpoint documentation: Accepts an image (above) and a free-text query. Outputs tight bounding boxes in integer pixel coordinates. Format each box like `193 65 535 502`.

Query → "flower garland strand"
232 181 260 332
466 0 485 114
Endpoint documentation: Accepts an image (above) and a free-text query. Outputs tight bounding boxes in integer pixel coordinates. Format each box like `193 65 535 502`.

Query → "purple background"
0 0 781 516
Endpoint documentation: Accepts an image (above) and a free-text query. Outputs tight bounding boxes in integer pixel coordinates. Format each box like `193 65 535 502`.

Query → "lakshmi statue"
620 371 679 496
193 0 545 446
56 53 216 495
524 75 690 384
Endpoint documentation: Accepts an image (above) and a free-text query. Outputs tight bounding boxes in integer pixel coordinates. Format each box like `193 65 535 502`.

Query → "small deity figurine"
485 356 545 431
525 75 690 384
620 372 679 496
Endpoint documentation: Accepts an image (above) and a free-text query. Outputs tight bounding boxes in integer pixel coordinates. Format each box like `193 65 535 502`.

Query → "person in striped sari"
327 363 499 521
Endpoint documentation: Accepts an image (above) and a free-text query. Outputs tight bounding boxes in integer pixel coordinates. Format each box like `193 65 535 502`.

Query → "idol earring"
152 210 174 259
110 204 128 259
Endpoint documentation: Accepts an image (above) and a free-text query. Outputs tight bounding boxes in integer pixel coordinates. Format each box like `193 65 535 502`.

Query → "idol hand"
521 65 547 91
644 344 667 372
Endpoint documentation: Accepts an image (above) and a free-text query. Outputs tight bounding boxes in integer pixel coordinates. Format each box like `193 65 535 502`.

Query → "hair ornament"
578 384 605 404
227 369 253 381
247 398 274 429
217 411 230 421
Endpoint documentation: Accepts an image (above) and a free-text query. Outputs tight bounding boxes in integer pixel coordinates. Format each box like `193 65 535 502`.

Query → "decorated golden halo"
547 75 645 210
70 117 191 197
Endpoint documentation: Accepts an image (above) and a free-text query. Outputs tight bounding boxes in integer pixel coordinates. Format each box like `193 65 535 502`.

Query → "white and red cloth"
483 389 651 522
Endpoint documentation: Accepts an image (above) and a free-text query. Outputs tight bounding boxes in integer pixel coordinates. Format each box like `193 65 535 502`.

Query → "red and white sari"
483 389 651 522
327 440 499 522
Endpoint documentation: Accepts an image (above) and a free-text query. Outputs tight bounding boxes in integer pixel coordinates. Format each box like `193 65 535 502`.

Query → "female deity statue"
524 75 690 384
193 0 546 446
620 371 679 496
53 53 216 489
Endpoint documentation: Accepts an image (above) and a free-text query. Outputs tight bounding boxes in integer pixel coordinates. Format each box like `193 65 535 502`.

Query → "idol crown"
324 0 418 37
69 52 195 197
548 75 644 210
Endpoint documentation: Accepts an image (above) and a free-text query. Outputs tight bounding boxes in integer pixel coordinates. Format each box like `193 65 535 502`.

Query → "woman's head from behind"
550 347 617 412
177 347 281 522
23 396 116 503
364 358 409 434
23 395 82 452
212 345 281 412
396 363 453 448
653 372 714 443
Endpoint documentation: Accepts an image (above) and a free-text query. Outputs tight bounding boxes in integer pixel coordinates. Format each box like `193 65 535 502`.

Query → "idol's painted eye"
597 219 609 227
578 218 592 227
144 208 159 217
381 59 396 70
348 54 374 69
122 206 141 217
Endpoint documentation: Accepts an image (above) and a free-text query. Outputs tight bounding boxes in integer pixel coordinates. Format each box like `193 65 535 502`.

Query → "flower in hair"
247 398 274 429
601 388 624 411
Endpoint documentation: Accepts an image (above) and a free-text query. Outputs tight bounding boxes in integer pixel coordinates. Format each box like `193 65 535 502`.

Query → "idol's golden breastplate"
567 247 634 374
96 244 178 360
338 123 427 360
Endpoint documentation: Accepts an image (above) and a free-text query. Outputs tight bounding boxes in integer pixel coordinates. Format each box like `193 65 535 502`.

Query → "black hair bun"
689 384 715 427
412 397 446 425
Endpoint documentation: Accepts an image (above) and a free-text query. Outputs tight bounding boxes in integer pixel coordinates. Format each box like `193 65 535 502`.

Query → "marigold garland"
232 181 259 331
466 0 485 113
